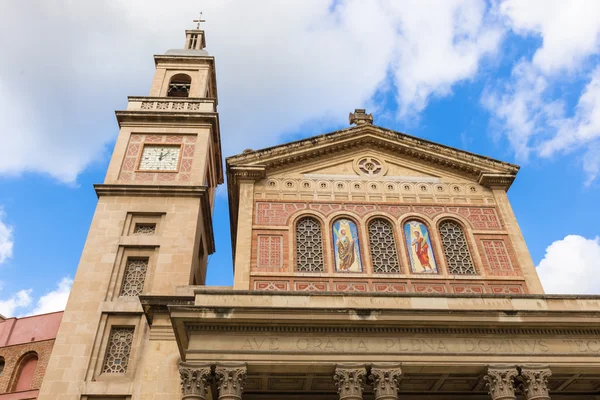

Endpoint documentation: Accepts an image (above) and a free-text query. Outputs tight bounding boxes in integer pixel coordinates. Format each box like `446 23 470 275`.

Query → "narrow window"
439 220 476 274
0 357 4 376
332 218 363 272
295 217 324 272
119 258 149 297
189 33 198 49
102 327 134 374
12 353 38 392
368 219 400 273
404 220 439 274
167 74 191 98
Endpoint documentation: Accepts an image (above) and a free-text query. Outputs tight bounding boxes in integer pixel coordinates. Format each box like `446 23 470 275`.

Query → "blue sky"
1 0 599 317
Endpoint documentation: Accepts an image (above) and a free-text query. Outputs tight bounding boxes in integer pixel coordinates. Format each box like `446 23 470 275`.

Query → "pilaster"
368 364 402 400
334 364 367 400
483 366 519 400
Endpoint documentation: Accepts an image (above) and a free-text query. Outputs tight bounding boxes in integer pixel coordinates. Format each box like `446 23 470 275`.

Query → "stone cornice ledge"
95 184 209 198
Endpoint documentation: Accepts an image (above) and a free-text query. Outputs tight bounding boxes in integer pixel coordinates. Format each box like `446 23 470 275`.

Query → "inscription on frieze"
191 334 600 356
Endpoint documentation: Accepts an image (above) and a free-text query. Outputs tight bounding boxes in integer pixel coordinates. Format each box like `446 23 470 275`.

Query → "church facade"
38 27 600 400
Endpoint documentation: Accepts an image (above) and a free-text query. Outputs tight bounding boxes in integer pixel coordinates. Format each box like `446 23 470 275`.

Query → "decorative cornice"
214 363 247 400
228 165 266 183
484 366 518 400
519 366 552 400
154 54 215 65
478 172 516 191
179 362 212 399
369 365 402 400
334 365 367 400
139 295 194 325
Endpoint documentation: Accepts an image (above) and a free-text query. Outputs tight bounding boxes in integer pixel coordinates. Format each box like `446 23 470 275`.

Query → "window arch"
11 352 38 392
295 216 324 272
368 218 400 273
167 73 191 98
438 219 476 274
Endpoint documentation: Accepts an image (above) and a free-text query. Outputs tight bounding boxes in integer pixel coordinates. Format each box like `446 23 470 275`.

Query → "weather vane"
193 12 206 29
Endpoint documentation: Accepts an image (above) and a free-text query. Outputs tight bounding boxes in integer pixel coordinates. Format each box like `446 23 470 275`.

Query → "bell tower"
38 25 222 400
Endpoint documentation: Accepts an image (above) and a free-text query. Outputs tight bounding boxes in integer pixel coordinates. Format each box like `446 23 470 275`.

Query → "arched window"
295 217 324 272
332 218 363 272
0 357 5 376
439 220 476 274
368 219 400 273
167 73 191 98
12 353 38 392
404 220 438 274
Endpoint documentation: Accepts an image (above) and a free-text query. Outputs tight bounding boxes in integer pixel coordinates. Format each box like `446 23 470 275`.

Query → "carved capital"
334 365 367 400
520 366 552 400
179 362 212 400
368 365 402 400
484 366 519 400
215 363 247 400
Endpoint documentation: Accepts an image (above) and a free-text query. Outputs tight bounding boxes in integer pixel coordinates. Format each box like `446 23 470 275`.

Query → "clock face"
138 145 181 171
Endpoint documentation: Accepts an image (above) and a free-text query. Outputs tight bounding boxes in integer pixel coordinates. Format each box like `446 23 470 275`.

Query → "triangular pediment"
227 124 518 186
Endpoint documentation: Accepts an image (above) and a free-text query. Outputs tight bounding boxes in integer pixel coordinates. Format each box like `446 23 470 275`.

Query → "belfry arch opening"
167 73 192 98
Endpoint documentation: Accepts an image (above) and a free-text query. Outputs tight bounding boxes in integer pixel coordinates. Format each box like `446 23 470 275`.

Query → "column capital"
484 365 519 400
334 364 367 400
215 363 248 400
519 365 552 400
179 362 212 400
368 364 402 400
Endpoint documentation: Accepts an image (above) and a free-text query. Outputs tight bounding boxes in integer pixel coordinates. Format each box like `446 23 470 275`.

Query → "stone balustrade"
127 96 216 113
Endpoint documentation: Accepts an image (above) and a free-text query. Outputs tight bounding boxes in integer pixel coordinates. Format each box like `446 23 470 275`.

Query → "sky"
0 0 599 317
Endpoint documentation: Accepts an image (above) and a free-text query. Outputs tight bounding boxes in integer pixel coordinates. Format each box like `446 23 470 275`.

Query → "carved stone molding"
520 366 552 400
369 364 402 400
484 366 519 400
215 363 248 400
334 364 367 400
179 362 212 400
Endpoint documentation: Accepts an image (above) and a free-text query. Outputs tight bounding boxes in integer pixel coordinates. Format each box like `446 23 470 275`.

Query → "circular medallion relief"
354 157 387 177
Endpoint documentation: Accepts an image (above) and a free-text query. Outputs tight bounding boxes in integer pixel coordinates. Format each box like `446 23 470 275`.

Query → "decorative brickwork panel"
254 281 289 291
119 134 196 183
255 202 307 225
257 235 282 268
451 284 484 294
335 282 368 292
447 207 501 229
412 283 447 294
295 282 329 291
482 240 514 275
439 220 476 275
119 259 148 297
368 219 401 273
487 284 525 294
378 205 411 218
309 203 342 216
102 327 134 374
413 206 444 218
373 283 408 293
295 217 325 272
344 204 377 217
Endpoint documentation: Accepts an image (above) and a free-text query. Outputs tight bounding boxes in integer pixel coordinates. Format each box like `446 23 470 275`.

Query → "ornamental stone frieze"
179 362 212 400
519 366 552 400
483 366 519 400
334 364 367 400
368 364 402 400
215 363 248 400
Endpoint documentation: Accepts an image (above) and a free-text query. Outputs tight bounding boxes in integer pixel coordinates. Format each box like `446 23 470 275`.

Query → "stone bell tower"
38 25 222 400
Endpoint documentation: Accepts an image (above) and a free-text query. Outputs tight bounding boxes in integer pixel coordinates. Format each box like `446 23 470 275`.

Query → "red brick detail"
479 238 518 276
413 206 444 218
378 205 411 218
255 203 307 225
373 283 408 293
412 283 447 294
0 340 55 394
344 204 378 217
451 284 485 294
309 203 342 216
295 282 329 291
257 235 283 268
335 282 368 292
119 134 196 183
254 281 289 291
251 230 290 272
447 207 501 229
487 284 525 294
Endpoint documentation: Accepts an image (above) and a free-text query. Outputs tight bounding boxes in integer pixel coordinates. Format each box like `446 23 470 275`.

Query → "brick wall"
0 339 55 395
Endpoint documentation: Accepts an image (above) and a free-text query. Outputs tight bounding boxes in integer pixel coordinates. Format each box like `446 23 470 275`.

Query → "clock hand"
158 151 165 161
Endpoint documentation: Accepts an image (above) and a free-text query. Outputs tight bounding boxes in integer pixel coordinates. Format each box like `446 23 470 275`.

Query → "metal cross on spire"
193 12 206 29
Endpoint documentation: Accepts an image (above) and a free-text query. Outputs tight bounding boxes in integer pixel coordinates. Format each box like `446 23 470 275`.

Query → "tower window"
439 220 476 274
119 258 149 297
102 327 134 374
295 217 324 272
368 219 401 273
168 74 192 98
188 33 198 49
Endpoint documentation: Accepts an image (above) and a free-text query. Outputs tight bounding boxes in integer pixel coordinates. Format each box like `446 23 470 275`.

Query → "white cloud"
0 277 71 318
0 207 14 264
0 0 502 183
484 0 600 184
32 277 73 315
537 235 600 294
0 289 32 318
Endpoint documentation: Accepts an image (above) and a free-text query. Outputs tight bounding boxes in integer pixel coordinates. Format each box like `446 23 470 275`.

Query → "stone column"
334 365 367 400
179 362 212 400
215 363 248 400
483 366 519 400
520 366 552 400
368 364 402 400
